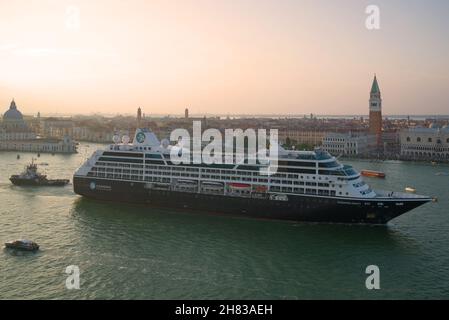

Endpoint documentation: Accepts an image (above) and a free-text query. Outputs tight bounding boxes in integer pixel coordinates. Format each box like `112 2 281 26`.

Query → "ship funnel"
133 128 160 147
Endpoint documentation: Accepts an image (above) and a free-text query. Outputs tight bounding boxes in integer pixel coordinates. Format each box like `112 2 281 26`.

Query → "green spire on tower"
370 75 380 94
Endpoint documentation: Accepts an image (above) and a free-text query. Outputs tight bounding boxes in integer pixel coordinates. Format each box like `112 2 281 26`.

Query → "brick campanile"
137 107 142 128
369 75 382 145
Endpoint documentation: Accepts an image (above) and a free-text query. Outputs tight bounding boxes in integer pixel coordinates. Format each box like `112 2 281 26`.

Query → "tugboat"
4 239 39 251
10 159 69 186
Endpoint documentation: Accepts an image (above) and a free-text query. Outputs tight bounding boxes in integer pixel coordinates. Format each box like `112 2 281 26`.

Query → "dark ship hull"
10 176 69 186
73 176 431 224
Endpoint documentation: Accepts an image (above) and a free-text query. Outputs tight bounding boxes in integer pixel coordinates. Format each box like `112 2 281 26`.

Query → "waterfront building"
322 132 377 156
400 124 449 161
0 100 77 153
72 126 116 143
279 129 328 147
381 131 401 157
40 118 74 138
0 135 76 153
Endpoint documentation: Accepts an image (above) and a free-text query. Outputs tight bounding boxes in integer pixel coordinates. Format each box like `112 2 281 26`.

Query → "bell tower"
137 107 142 128
369 75 382 145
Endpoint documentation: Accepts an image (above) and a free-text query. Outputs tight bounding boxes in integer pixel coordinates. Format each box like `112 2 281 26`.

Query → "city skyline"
1 0 449 116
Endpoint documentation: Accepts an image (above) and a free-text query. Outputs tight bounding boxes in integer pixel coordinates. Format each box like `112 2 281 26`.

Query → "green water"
0 143 448 299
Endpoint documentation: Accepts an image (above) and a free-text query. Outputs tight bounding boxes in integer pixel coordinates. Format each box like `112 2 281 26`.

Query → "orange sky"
1 0 448 116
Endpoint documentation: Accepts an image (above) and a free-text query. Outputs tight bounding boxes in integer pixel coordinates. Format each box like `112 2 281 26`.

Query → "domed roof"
3 100 23 121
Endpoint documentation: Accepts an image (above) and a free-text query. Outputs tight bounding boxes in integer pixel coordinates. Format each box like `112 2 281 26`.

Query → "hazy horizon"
18 111 449 120
1 0 448 116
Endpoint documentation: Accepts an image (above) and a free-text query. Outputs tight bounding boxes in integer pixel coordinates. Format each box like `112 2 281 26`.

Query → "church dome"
3 100 23 121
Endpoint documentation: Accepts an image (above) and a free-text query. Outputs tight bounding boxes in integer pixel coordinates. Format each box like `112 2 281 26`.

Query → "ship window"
278 167 316 174
103 152 143 158
145 160 165 165
278 161 316 167
318 170 345 176
318 161 339 168
236 165 259 171
146 153 163 159
99 157 143 164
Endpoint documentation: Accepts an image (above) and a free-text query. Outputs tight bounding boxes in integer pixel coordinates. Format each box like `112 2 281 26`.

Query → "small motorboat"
435 172 449 176
361 170 386 178
405 187 416 193
5 239 39 251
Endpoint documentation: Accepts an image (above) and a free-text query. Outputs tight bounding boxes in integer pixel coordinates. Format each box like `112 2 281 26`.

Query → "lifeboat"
253 185 268 193
361 170 386 178
229 183 251 190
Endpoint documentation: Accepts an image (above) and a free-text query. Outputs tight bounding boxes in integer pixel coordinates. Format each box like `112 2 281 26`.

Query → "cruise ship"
73 128 432 224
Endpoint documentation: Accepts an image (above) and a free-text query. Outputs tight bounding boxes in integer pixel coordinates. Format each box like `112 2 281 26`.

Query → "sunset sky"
1 0 448 116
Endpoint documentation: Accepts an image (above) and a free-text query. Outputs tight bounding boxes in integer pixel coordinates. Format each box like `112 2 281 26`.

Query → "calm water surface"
0 143 448 299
